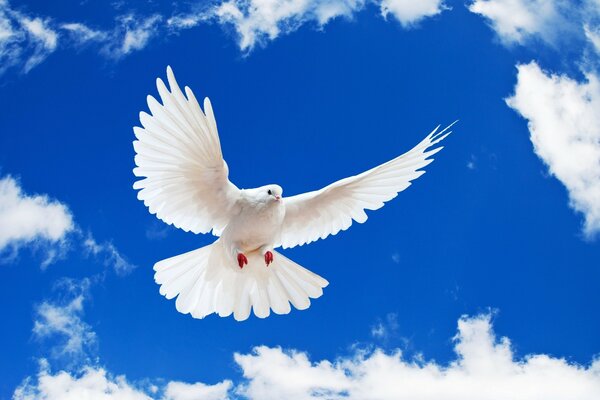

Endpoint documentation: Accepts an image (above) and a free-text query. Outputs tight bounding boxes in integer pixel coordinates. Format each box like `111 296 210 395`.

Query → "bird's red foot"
264 251 274 266
237 253 248 269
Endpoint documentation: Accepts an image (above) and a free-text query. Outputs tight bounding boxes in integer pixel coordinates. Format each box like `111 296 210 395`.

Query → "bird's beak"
274 195 281 201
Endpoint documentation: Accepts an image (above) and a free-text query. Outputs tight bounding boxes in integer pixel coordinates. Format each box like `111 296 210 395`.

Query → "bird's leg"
260 245 274 267
237 252 248 269
264 251 273 266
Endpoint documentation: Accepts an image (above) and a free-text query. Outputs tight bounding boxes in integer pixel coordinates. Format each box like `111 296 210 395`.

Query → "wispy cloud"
100 14 163 59
506 62 600 238
0 0 451 74
370 312 399 340
0 0 59 74
83 234 137 275
32 278 96 363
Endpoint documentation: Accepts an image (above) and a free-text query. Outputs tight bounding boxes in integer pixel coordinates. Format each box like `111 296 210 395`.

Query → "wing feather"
278 122 455 248
133 66 240 235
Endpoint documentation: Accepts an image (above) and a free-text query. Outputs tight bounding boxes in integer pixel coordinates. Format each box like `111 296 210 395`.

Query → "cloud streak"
32 279 96 363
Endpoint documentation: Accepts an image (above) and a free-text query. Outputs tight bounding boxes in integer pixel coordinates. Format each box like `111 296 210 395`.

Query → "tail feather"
154 240 328 321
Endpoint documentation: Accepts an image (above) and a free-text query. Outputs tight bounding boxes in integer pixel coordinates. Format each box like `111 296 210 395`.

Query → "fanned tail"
153 240 328 321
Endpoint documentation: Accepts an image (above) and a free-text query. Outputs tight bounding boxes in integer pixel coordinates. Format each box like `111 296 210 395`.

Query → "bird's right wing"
278 123 454 249
133 67 241 235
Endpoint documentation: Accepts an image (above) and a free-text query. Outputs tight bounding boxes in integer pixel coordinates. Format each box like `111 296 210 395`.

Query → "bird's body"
133 67 454 321
221 186 285 258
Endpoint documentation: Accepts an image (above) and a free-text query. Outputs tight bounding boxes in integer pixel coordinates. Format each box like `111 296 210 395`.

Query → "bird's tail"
153 240 328 321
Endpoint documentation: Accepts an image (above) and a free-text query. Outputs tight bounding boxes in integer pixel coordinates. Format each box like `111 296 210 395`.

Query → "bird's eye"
268 190 272 195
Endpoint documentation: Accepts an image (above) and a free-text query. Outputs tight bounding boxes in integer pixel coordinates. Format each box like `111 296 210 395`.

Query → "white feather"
154 240 328 321
135 67 453 321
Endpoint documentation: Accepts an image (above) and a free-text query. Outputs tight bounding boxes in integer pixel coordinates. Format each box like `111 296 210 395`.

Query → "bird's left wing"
133 67 241 235
278 123 454 249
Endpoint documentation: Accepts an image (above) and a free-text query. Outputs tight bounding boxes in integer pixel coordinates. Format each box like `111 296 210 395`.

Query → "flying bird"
133 67 454 321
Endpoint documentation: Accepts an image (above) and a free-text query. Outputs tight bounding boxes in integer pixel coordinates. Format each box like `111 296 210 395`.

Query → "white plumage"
133 67 454 321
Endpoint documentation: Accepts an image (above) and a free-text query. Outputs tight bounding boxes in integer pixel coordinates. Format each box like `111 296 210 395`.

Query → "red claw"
264 251 274 266
237 253 248 269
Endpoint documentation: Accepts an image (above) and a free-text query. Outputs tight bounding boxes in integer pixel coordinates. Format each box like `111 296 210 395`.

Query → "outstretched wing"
278 123 455 248
133 67 241 235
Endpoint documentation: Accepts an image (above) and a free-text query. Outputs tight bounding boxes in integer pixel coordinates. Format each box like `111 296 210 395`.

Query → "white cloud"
235 314 600 400
380 0 446 27
66 15 164 59
14 362 153 400
14 365 233 400
114 14 162 57
506 62 600 238
0 176 74 260
1 0 451 70
163 381 232 400
32 278 96 361
213 0 362 51
0 0 59 74
18 15 58 71
371 312 399 339
83 234 137 275
0 173 134 271
0 2 163 73
468 0 600 55
585 24 600 54
468 0 565 45
14 313 600 399
61 22 108 44
212 0 447 51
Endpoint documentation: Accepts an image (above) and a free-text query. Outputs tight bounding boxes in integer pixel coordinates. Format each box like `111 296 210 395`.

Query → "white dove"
133 67 454 321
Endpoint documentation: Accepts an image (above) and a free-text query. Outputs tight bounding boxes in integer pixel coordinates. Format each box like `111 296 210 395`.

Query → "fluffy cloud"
15 313 600 399
468 0 566 45
13 362 153 400
235 314 600 400
212 0 447 51
14 366 232 400
163 381 232 400
0 176 74 262
506 62 600 238
213 0 365 51
0 174 133 270
380 0 446 27
468 0 600 54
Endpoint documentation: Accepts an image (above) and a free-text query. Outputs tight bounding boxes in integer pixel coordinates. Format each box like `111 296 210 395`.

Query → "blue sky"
1 0 600 399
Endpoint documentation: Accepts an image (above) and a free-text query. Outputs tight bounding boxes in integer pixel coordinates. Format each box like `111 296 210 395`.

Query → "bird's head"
258 184 283 203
